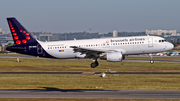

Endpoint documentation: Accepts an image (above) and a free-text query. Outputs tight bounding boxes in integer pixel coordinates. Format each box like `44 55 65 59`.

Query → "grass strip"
0 74 180 90
0 57 180 72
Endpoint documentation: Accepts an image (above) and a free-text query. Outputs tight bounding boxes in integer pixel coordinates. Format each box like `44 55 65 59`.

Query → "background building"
0 28 2 33
146 29 180 37
113 30 118 37
0 37 13 45
39 34 53 42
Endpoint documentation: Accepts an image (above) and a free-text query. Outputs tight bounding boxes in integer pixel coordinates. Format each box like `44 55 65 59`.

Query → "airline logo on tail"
7 18 37 45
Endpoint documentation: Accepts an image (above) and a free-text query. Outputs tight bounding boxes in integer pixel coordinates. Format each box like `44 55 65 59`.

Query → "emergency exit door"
148 38 153 47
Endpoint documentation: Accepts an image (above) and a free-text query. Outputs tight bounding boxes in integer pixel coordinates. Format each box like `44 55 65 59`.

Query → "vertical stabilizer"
7 17 37 45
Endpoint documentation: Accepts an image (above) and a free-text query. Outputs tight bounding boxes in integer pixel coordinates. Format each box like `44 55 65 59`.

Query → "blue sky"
0 0 180 33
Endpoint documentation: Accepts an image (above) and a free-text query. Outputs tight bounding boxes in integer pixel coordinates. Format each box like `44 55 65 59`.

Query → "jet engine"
106 52 123 62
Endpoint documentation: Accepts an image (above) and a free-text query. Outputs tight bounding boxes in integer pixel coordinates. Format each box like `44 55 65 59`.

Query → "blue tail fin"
6 17 53 58
7 17 37 45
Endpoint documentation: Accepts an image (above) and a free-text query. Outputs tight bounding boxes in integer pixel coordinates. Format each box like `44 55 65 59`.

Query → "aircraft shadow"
32 87 118 92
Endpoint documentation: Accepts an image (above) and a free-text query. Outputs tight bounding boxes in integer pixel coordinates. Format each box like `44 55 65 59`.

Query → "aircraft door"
148 38 153 47
37 44 43 54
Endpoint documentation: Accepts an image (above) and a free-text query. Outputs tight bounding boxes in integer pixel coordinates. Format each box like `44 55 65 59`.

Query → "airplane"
6 17 174 68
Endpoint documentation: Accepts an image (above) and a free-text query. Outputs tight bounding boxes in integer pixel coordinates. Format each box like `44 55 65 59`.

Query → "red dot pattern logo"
26 36 30 40
14 36 19 40
9 21 30 45
13 33 17 36
22 39 27 43
16 40 21 44
26 33 29 35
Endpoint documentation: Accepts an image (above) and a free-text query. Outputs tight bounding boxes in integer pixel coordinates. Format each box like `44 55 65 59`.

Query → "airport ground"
1 98 180 101
1 54 180 72
1 54 180 100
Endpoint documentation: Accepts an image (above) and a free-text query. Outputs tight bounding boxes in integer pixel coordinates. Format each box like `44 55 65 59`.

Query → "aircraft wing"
70 46 104 58
70 46 126 58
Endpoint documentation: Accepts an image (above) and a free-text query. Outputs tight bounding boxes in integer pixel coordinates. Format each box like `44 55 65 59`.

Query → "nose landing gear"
90 59 99 68
149 53 154 64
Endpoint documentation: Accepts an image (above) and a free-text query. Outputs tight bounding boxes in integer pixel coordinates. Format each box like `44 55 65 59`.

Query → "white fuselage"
38 36 174 58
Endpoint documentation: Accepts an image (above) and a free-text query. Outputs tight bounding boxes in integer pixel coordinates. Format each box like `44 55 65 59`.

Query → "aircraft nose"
167 42 174 50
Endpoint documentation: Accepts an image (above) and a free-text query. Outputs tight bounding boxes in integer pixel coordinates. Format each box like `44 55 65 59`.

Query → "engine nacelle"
106 52 122 62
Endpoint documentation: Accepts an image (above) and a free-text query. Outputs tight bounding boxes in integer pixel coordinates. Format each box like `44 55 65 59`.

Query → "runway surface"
1 55 180 99
125 59 180 63
1 72 180 75
0 90 180 99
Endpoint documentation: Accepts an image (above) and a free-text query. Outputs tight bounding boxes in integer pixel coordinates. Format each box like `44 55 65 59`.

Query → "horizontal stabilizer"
6 46 26 50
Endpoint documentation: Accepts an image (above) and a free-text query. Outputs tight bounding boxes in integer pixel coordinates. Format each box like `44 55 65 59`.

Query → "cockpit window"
159 40 166 43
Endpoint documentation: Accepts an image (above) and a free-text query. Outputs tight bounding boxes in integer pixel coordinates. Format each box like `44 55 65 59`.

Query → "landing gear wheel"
91 63 96 68
149 54 154 64
90 61 99 68
150 60 154 64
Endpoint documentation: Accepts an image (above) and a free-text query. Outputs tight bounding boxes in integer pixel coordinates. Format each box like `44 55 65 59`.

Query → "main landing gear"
149 53 154 64
90 59 99 68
